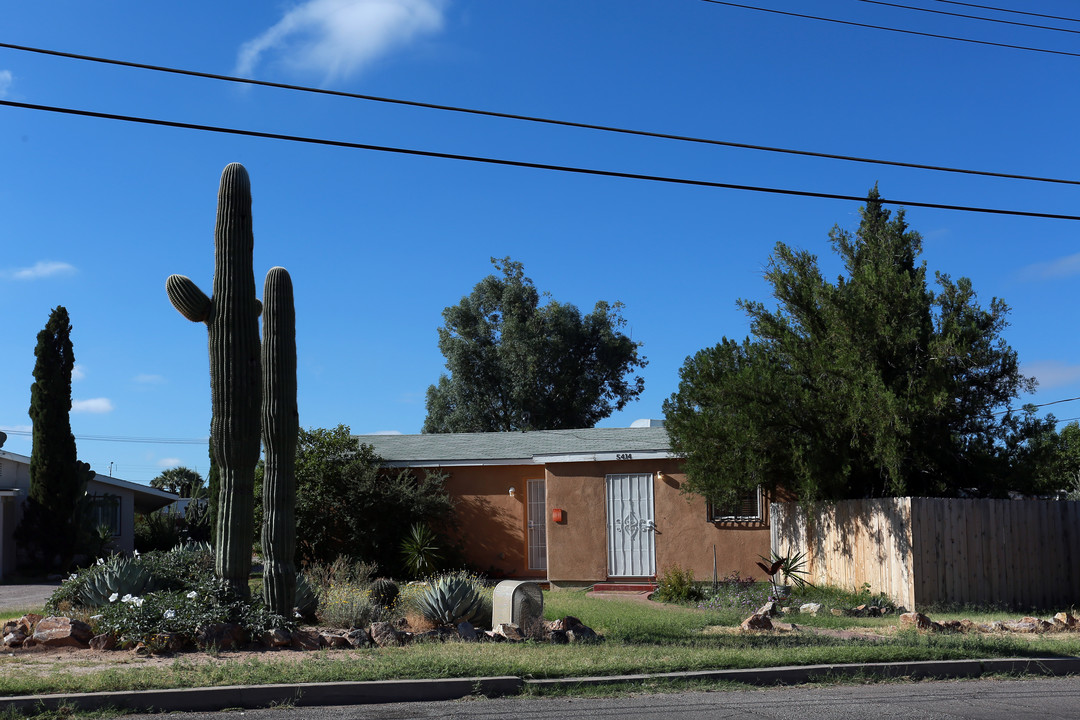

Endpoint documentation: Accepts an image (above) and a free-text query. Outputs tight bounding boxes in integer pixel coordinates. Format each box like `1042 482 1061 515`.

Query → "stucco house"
355 422 772 587
0 449 178 579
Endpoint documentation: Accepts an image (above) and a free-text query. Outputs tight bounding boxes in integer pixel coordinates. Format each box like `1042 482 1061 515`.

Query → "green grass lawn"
0 589 1077 697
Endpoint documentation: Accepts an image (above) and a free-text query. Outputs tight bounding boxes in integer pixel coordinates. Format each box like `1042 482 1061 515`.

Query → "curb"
1 658 1077 714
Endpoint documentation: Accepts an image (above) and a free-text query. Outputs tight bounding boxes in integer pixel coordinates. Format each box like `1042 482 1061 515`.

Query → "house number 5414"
616 453 633 460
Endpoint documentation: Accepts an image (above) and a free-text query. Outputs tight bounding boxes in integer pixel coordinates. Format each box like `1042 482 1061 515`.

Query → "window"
88 494 121 536
708 487 763 522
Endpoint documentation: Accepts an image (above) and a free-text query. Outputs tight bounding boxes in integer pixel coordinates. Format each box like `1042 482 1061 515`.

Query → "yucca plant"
414 572 485 627
76 556 155 607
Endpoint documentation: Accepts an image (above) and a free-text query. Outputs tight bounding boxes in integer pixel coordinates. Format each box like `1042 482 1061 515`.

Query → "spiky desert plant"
414 572 486 627
261 267 298 616
369 577 400 608
76 556 155 608
166 163 262 597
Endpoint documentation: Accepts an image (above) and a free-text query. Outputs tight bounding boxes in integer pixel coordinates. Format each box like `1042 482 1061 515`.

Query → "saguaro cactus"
166 163 262 597
261 266 298 616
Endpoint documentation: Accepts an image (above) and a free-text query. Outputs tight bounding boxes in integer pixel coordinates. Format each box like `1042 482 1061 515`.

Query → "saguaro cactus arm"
261 266 298 616
166 275 212 323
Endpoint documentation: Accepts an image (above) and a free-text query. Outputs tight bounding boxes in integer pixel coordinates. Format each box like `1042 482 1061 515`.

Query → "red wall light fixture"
552 508 565 523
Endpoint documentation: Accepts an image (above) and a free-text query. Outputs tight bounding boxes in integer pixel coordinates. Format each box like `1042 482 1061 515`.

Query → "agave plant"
76 555 155 607
294 571 319 619
414 573 485 627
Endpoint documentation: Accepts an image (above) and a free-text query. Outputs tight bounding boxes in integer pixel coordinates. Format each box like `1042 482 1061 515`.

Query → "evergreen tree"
16 306 95 569
664 190 1042 504
424 258 646 432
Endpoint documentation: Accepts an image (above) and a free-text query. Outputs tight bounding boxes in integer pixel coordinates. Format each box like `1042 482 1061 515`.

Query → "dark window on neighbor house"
708 487 762 522
88 494 121 536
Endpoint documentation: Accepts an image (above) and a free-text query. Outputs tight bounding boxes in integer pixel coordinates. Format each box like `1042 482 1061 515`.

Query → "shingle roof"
353 426 671 465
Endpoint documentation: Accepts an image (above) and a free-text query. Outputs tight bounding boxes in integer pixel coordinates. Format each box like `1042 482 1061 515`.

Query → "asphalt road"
120 676 1080 719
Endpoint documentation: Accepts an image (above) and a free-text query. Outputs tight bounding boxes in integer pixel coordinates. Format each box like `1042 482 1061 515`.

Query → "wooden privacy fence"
771 497 1080 611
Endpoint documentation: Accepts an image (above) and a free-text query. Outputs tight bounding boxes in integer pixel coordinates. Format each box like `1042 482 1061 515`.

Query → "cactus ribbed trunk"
166 163 262 597
261 266 298 616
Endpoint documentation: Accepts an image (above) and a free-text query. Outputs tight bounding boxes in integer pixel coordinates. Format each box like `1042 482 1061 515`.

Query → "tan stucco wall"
441 465 547 579
545 459 771 584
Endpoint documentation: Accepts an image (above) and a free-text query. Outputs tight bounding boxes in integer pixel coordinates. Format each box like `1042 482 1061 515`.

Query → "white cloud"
0 70 12 99
158 457 183 468
2 261 77 281
236 0 446 82
1024 360 1080 390
72 398 114 414
134 374 166 385
72 365 87 382
1019 252 1080 281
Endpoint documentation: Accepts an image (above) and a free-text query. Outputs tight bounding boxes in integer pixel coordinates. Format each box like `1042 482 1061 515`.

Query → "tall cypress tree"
17 306 94 569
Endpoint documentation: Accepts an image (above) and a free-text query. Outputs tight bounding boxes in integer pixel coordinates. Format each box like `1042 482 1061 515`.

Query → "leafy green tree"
424 257 646 433
150 466 204 497
254 425 454 573
15 306 95 569
664 190 1043 504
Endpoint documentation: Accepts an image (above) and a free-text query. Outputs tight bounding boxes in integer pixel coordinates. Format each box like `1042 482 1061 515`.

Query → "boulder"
741 613 773 631
799 602 822 616
322 633 351 649
90 634 117 651
3 631 27 648
567 625 600 643
346 629 372 648
32 617 92 648
1002 620 1039 633
457 622 478 642
899 612 934 631
1053 612 1078 630
196 623 245 650
493 623 524 642
757 600 779 617
262 627 292 648
291 629 325 650
370 621 407 647
549 629 569 644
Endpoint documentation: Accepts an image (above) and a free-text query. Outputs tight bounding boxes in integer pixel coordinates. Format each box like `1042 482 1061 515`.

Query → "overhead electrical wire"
699 0 1080 58
930 0 1080 24
3 98 1079 221
1 42 1078 187
855 0 1080 35
1 428 208 445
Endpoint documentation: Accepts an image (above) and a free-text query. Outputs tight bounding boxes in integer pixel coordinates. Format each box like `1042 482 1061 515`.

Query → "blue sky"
1 0 1078 485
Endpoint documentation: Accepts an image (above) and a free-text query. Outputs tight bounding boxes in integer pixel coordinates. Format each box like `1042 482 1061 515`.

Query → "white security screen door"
606 473 656 577
527 479 547 571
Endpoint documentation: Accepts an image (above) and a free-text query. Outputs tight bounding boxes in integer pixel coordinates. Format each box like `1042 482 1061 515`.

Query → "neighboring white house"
0 449 178 579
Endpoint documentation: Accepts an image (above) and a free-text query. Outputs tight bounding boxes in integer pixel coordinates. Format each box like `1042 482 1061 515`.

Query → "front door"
606 473 656 577
527 479 547 571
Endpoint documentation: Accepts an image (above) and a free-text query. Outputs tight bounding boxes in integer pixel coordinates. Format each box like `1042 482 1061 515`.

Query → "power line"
1 42 1078 187
1 428 208 444
855 0 1080 35
930 0 1080 24
4 98 1080 221
700 0 1080 58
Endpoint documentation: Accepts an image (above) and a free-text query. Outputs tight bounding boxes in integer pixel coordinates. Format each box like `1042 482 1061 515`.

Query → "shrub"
315 583 384 628
653 563 704 604
134 509 183 552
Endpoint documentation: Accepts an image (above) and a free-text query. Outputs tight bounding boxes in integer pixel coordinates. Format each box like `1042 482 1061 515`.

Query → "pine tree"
17 306 94 569
664 190 1040 503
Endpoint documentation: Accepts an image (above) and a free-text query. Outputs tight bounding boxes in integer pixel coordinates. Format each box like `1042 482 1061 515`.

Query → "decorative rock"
899 612 934 631
370 621 407 647
867 606 883 618
939 620 963 632
290 628 325 650
457 622 478 641
830 608 847 617
757 600 779 617
1054 612 1078 630
346 629 372 648
483 630 506 642
494 623 524 642
32 617 92 648
780 606 794 615
1002 620 1038 633
3 631 26 648
799 602 822 616
567 625 600 643
959 619 978 633
549 629 569 644
741 613 773 631
90 634 117 651
1021 617 1053 632
852 604 868 617
322 633 351 648
197 623 245 650
262 627 292 647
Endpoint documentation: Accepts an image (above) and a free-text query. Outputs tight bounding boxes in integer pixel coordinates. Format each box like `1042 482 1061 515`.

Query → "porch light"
508 486 516 497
